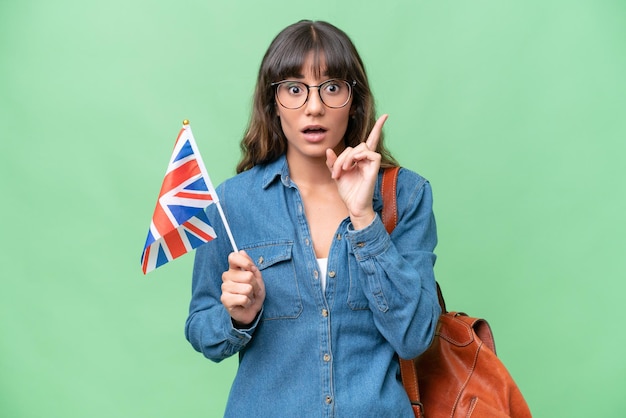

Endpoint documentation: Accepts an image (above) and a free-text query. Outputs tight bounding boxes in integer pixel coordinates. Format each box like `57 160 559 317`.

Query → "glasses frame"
271 79 357 109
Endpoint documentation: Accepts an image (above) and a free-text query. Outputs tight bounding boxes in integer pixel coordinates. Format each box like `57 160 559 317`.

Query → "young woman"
185 20 441 417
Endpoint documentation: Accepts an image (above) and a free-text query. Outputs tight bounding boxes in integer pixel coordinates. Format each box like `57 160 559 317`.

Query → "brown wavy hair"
236 20 397 173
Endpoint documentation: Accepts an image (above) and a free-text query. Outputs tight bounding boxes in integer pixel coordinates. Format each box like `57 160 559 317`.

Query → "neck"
290 161 334 189
286 142 346 187
286 155 334 187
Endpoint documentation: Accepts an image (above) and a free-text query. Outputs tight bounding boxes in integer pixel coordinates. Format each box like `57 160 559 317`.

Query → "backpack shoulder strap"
381 167 424 418
381 166 400 234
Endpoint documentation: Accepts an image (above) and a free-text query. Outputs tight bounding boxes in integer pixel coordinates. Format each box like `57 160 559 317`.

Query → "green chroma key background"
1 1 624 417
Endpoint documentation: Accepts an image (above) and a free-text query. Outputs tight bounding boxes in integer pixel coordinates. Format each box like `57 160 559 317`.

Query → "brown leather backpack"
381 167 532 418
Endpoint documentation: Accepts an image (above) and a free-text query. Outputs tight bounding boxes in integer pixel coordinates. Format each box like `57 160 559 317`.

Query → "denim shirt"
185 155 441 418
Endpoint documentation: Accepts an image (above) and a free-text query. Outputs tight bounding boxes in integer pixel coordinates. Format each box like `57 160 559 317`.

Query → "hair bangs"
315 31 354 81
266 23 352 81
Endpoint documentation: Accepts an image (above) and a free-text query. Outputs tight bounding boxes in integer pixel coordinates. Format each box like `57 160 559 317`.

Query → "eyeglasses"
271 79 356 109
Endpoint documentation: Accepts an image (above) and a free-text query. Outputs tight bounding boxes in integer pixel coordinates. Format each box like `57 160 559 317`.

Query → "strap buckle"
411 401 424 418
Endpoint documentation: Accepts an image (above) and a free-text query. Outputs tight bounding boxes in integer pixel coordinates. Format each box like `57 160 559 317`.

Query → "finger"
221 289 255 310
341 143 372 170
223 280 255 299
340 146 362 171
251 262 265 292
227 250 257 272
223 269 256 289
325 148 338 172
350 148 382 168
365 114 388 151
222 279 252 296
330 146 355 179
222 273 260 309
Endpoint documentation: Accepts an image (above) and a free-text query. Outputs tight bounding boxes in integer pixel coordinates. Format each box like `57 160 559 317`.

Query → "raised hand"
221 250 265 327
326 114 388 229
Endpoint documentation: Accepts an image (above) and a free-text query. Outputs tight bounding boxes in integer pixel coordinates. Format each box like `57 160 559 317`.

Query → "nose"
304 86 325 116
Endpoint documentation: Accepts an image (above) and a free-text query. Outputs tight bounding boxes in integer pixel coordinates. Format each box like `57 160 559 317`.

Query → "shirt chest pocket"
347 255 370 311
244 241 303 320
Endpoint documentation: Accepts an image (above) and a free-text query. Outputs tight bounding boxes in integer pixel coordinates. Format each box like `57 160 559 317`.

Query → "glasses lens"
319 80 351 108
275 80 353 109
276 81 308 109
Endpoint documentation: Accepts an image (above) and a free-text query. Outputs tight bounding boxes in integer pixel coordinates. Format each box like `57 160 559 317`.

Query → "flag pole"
183 120 239 253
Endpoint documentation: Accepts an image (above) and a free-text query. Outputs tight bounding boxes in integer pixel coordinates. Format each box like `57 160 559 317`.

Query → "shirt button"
305 238 310 246
323 353 331 362
313 270 319 279
336 233 342 240
328 271 336 278
321 309 328 317
357 242 365 248
257 256 264 265
325 396 333 404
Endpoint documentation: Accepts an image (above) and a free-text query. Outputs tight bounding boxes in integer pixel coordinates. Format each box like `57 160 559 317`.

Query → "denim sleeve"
346 178 440 359
184 200 260 362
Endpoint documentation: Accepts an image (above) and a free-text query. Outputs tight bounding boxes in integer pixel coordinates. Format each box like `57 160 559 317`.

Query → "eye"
284 82 305 95
322 80 343 95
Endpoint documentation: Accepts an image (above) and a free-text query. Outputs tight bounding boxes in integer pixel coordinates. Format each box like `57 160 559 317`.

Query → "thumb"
325 148 338 172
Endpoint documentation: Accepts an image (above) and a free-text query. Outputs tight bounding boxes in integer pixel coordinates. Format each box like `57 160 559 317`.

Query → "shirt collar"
261 155 290 189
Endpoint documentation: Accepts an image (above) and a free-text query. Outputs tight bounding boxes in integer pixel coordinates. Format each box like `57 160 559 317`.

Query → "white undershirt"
317 258 328 292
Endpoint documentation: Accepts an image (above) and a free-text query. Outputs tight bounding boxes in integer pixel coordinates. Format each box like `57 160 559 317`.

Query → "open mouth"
302 127 327 134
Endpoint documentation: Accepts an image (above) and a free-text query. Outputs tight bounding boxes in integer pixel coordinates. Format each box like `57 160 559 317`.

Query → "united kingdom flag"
141 121 218 274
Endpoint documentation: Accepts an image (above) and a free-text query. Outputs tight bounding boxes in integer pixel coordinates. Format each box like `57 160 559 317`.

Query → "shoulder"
218 166 262 191
385 166 432 201
217 160 281 197
214 159 287 220
376 166 434 217
400 167 432 202
396 167 428 190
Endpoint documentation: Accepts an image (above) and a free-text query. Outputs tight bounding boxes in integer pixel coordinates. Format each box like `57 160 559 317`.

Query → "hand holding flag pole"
141 120 238 274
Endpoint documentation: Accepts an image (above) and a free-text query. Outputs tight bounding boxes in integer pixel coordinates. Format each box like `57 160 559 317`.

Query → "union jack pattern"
141 123 218 274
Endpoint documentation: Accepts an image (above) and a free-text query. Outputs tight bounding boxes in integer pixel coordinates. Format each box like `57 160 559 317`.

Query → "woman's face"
275 52 353 165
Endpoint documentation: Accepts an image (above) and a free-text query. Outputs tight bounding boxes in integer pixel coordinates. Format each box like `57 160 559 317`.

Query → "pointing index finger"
365 114 389 151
